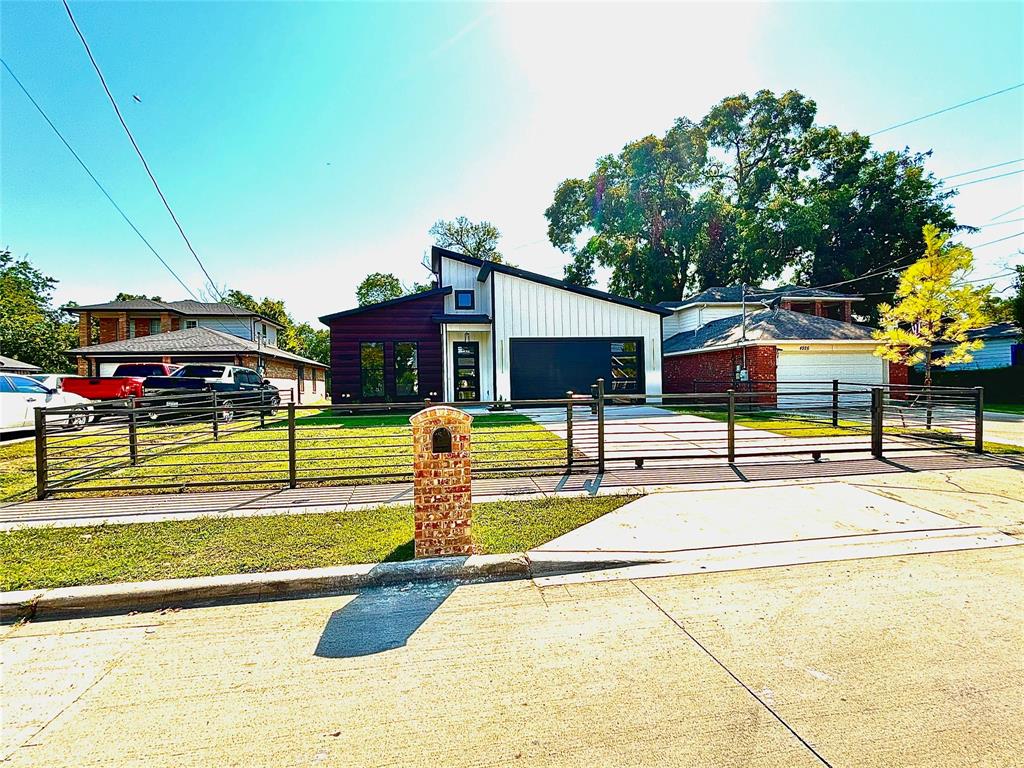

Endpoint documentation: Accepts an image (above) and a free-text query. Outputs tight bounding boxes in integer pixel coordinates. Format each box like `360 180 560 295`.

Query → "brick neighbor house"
63 299 327 402
659 286 907 404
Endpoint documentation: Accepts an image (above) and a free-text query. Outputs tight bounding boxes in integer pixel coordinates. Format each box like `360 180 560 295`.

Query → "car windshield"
174 365 224 378
29 375 48 383
114 364 168 376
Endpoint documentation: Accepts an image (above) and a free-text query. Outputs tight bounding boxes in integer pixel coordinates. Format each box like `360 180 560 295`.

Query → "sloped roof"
318 287 451 323
433 247 672 317
62 299 284 327
0 355 42 372
658 284 861 310
68 327 325 367
962 322 1022 341
663 308 876 356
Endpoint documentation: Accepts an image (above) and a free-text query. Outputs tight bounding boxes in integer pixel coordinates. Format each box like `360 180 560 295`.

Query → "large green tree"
430 216 505 263
546 89 957 317
0 250 78 371
222 288 329 366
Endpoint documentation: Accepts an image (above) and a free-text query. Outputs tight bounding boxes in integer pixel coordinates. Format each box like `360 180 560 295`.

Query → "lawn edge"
1 552 563 624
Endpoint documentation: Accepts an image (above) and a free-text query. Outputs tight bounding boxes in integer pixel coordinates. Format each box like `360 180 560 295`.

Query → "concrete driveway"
984 410 1024 447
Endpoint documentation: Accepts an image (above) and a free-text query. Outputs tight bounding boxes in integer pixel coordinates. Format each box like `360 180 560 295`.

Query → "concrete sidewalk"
2 450 1015 529
984 410 1024 447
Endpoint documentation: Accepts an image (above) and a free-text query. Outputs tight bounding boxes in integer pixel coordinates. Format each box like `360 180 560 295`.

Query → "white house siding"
440 256 492 317
931 338 1015 370
491 271 663 398
663 304 745 339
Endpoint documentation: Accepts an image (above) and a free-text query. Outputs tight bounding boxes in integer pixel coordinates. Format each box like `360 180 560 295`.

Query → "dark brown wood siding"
326 293 445 402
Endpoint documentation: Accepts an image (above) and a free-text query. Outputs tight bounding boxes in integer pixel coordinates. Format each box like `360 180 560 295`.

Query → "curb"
0 553 536 624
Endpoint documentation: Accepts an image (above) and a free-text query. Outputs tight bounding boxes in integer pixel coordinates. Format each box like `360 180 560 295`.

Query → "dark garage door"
509 338 644 400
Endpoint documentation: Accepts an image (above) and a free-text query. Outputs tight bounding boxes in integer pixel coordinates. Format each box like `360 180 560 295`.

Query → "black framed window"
360 342 384 398
454 290 475 310
610 340 639 392
394 342 419 396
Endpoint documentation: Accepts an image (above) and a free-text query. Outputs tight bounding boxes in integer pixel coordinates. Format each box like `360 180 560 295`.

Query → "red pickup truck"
62 363 180 401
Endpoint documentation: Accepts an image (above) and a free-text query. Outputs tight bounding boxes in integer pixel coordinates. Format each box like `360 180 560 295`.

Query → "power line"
868 82 1024 136
972 217 1024 229
969 231 1024 249
61 0 250 333
942 158 1023 180
948 168 1024 190
990 204 1024 222
0 57 199 300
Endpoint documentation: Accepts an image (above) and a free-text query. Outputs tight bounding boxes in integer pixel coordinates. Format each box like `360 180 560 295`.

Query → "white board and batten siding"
440 257 492 317
491 270 663 398
776 344 886 408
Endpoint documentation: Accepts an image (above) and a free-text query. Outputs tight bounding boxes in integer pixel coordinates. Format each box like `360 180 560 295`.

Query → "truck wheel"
219 404 235 423
66 407 89 431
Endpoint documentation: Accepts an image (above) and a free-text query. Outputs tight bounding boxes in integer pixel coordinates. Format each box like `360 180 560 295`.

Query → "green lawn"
986 404 1024 415
0 494 635 591
35 411 566 496
0 440 36 503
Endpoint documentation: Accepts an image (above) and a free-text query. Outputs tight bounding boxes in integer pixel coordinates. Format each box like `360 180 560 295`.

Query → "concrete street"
984 410 1024 447
3 466 1023 767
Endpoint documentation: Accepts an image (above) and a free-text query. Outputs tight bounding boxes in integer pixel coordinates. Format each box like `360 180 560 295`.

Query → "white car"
0 374 94 433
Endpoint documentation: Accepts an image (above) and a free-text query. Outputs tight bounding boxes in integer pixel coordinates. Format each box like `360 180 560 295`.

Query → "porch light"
464 332 470 342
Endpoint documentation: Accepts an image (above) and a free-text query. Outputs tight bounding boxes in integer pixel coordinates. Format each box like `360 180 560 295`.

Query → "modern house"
63 299 327 401
928 322 1022 370
659 285 906 401
319 246 671 403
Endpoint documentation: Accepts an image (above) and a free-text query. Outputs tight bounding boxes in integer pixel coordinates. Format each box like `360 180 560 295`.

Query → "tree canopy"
430 216 505 263
545 89 957 318
222 288 329 366
0 250 78 372
355 273 405 307
873 226 990 384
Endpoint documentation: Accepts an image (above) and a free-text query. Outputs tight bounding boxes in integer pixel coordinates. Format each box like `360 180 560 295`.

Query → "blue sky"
2 1 1022 324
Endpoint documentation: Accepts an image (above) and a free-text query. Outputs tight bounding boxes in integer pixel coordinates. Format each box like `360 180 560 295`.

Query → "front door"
452 341 480 402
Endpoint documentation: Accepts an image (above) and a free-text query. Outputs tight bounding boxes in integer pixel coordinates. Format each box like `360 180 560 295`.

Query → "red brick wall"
663 346 777 404
98 318 119 344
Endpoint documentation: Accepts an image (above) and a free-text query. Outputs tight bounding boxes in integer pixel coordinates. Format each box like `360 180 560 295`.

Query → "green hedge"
909 366 1023 403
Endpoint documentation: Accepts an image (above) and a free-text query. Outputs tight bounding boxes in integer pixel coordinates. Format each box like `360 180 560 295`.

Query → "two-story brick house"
63 299 327 402
658 285 908 403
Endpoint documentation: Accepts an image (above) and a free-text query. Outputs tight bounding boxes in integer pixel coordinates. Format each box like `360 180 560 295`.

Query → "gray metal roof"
0 355 42 372
67 327 325 367
663 308 876 355
658 284 861 310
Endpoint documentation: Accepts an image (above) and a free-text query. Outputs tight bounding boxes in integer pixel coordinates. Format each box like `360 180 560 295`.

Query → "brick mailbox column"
410 406 474 558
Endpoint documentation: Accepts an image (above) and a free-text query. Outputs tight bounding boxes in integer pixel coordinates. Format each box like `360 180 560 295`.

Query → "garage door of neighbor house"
777 350 885 408
509 338 644 400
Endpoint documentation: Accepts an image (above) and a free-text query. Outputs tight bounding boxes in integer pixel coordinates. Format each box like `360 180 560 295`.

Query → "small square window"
454 290 475 310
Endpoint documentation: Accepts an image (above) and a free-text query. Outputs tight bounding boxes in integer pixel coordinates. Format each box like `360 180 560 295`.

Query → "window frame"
184 319 199 329
393 341 420 398
454 290 475 311
359 341 385 400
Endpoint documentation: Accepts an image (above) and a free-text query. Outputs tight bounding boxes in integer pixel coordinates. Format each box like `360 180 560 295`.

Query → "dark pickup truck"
143 364 281 421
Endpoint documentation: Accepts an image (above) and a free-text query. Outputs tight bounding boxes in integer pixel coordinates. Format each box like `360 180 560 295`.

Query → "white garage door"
777 350 885 409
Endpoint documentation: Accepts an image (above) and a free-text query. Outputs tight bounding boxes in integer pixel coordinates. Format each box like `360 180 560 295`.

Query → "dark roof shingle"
659 284 861 310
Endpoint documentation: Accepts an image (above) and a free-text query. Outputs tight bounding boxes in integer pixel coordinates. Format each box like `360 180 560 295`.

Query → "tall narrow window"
610 341 639 392
360 342 384 398
149 318 162 335
394 342 419 397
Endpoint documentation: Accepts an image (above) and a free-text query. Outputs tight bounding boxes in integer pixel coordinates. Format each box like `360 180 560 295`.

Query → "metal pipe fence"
30 380 985 499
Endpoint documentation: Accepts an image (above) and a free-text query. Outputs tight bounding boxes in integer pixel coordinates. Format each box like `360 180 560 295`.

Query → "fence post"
831 379 839 428
871 387 884 459
34 407 48 500
974 386 984 453
727 389 736 463
211 391 220 441
287 402 297 488
596 378 606 475
565 391 574 470
128 395 139 466
925 386 933 431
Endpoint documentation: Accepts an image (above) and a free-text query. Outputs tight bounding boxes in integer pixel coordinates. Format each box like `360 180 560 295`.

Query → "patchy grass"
985 404 1024 415
0 494 636 591
0 440 36 503
667 407 869 438
41 411 566 496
